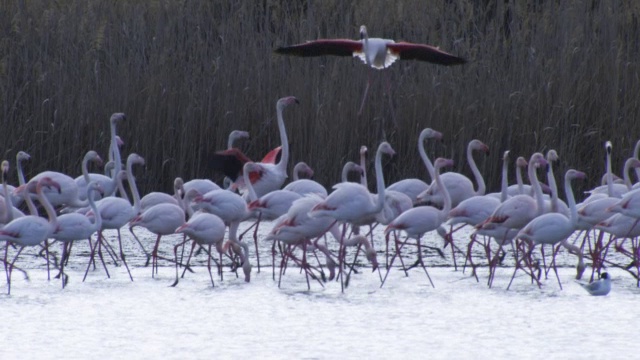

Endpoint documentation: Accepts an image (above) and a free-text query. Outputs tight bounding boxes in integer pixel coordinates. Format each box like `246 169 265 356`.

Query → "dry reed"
1 0 640 198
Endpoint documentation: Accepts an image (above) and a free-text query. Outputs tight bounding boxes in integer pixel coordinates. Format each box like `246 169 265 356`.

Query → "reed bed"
1 0 640 197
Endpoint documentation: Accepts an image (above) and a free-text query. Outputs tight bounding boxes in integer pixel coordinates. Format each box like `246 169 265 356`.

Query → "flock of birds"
0 26 625 296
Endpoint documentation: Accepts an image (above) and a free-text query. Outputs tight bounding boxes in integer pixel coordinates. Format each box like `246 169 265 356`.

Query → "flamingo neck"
16 154 27 186
243 164 259 202
292 163 303 181
547 160 559 212
110 119 122 178
2 171 13 223
88 187 102 232
275 103 289 177
516 163 524 195
37 183 58 231
565 174 578 225
606 150 614 197
126 159 142 214
528 157 545 216
373 146 386 213
623 159 634 190
418 132 436 182
21 186 39 216
81 152 93 185
500 156 509 203
435 165 451 220
635 140 640 180
360 151 368 189
341 163 354 183
467 143 486 196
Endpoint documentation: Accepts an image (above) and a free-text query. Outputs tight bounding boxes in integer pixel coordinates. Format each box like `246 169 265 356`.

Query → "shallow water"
2 223 639 359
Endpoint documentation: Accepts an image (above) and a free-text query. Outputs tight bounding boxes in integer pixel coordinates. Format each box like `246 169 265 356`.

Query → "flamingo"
129 202 186 277
310 141 395 291
243 161 302 272
1 161 25 226
26 150 102 208
52 181 104 288
191 189 252 281
222 130 250 189
275 25 466 114
0 177 60 294
388 128 443 205
446 150 510 272
585 141 628 199
139 177 183 212
283 162 328 198
418 139 489 208
83 154 146 282
510 169 586 290
75 113 125 200
212 96 299 199
172 211 227 287
477 153 548 232
382 158 454 288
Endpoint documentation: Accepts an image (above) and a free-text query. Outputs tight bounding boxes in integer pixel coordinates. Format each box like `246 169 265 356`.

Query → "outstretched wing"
387 42 467 65
275 40 363 57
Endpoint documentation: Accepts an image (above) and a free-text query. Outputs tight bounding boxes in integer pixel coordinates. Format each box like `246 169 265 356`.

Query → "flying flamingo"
418 139 489 208
212 96 299 199
310 141 395 291
388 128 443 204
383 158 454 288
275 25 466 114
0 177 60 294
52 181 104 288
509 169 586 290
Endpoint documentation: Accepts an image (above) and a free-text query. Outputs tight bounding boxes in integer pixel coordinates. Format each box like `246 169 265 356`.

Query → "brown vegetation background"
2 0 640 197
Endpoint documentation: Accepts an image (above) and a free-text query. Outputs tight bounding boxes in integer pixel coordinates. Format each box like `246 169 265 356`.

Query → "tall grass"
1 0 639 198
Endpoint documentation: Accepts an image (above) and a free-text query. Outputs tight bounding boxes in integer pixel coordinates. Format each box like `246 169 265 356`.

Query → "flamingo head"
128 153 145 167
470 139 489 154
378 142 395 157
359 25 368 39
17 151 31 162
434 158 454 170
277 96 299 109
360 145 368 157
502 150 510 161
546 149 559 163
419 128 443 142
605 140 612 155
32 177 61 194
193 194 205 203
516 156 528 168
110 112 126 124
116 135 124 147
567 169 586 181
1 160 8 178
175 223 189 234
